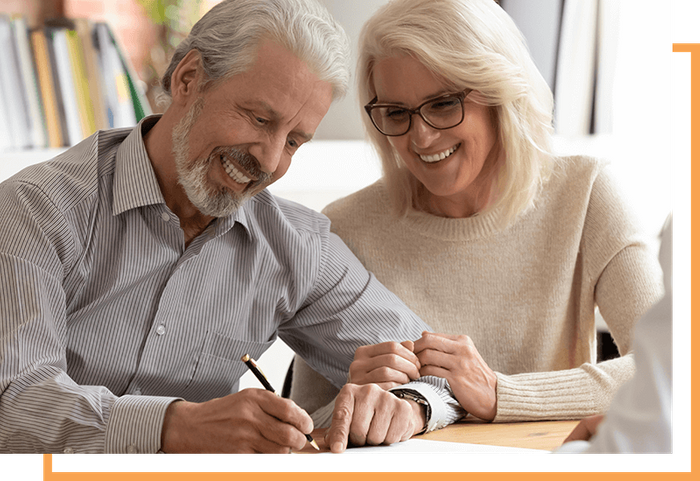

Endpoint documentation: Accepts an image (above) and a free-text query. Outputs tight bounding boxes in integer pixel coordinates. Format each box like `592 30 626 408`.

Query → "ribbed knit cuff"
494 370 599 422
104 395 180 453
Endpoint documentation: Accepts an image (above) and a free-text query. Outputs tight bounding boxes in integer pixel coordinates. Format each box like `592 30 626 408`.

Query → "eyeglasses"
364 89 472 137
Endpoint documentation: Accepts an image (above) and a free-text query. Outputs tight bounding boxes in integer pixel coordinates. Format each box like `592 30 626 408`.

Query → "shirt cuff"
390 377 461 432
104 395 181 453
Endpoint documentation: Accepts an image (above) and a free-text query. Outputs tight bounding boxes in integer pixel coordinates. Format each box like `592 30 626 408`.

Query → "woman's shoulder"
322 179 388 223
550 154 608 181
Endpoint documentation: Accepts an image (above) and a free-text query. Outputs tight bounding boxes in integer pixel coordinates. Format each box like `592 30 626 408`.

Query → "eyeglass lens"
370 94 465 136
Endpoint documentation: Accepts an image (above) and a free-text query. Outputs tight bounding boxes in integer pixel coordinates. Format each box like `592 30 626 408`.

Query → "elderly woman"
290 0 663 426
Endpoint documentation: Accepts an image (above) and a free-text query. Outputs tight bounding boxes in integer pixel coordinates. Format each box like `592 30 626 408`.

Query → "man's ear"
170 49 205 105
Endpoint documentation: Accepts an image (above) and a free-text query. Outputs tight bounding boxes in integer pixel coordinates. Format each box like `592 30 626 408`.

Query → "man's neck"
143 113 215 247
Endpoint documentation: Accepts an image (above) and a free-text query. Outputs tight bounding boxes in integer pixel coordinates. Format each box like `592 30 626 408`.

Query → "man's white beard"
171 98 250 218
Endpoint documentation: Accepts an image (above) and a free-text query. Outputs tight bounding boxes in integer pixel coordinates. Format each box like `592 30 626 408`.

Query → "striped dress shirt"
0 117 464 454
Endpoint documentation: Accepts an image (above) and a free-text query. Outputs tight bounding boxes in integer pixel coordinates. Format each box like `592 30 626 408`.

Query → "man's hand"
324 383 425 453
161 388 313 453
563 414 605 444
349 340 420 389
414 331 498 421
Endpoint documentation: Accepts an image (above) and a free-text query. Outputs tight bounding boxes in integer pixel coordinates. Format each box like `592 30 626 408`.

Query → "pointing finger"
325 387 355 453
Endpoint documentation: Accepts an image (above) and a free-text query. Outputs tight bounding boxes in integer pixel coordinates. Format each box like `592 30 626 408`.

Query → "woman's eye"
386 108 407 119
430 98 460 110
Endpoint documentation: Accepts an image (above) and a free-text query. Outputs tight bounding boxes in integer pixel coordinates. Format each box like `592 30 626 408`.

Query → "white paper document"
321 438 550 456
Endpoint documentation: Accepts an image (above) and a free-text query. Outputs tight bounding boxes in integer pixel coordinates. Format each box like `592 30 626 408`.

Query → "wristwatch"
392 389 431 435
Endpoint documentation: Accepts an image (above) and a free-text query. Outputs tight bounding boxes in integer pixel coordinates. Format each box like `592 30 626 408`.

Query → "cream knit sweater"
290 155 664 423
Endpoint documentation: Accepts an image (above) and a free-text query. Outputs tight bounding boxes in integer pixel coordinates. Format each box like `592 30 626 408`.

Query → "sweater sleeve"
493 163 664 423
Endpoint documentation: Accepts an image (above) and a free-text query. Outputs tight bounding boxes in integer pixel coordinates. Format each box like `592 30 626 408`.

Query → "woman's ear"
170 49 205 106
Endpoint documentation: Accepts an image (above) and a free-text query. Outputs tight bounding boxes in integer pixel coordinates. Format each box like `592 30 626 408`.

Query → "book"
0 15 33 149
103 22 151 120
74 18 109 131
48 27 84 146
12 16 48 149
94 22 137 128
30 29 64 148
44 27 70 146
66 28 97 138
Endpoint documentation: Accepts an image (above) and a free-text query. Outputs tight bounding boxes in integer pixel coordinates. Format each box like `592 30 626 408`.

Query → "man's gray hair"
159 0 350 107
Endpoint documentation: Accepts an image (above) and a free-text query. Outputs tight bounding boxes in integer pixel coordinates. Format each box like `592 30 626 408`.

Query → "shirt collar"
112 115 167 216
111 115 252 238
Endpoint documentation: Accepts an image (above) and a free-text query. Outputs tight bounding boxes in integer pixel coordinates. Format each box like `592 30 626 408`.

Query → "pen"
241 354 320 450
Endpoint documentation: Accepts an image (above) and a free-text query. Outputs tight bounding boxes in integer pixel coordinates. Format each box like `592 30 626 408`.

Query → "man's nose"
251 135 287 175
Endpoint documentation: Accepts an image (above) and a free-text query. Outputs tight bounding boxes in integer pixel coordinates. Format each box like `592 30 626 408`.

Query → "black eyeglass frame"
364 89 473 137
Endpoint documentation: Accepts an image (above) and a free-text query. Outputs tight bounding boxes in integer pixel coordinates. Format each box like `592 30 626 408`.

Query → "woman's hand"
349 340 421 389
413 331 498 421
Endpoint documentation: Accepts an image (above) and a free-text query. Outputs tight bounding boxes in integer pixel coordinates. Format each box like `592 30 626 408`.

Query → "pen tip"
310 439 320 450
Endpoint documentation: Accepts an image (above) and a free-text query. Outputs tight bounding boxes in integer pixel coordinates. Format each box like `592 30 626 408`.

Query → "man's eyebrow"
256 101 314 143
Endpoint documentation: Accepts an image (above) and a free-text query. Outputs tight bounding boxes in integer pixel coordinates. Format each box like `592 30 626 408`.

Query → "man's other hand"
324 383 425 453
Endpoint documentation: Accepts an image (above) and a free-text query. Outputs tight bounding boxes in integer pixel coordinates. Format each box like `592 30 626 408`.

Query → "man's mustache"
212 146 273 186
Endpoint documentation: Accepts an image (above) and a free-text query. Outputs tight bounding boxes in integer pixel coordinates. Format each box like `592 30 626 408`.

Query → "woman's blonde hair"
358 0 554 224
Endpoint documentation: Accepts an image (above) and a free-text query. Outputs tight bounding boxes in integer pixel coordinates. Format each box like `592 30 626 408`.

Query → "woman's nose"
409 115 440 149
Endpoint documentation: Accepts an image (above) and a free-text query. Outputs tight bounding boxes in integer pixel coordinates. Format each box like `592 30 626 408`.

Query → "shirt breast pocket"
181 331 274 402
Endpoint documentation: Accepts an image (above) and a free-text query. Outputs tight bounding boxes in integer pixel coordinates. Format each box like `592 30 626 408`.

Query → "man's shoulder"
246 189 331 236
2 129 127 213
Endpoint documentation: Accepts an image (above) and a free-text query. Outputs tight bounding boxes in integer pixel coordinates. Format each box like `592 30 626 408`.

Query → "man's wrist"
161 400 194 453
391 390 430 435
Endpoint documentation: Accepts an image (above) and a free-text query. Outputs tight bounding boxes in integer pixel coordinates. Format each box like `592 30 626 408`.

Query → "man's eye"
255 117 268 125
287 138 299 149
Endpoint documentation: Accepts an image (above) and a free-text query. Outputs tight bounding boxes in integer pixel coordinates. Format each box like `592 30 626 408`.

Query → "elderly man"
0 0 462 454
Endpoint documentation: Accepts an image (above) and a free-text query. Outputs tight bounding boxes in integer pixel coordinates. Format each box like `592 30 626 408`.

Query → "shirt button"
156 325 166 336
126 445 138 454
161 212 169 222
63 447 74 454
133 388 142 396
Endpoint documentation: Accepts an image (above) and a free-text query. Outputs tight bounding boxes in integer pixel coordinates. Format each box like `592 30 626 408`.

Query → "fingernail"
332 442 343 453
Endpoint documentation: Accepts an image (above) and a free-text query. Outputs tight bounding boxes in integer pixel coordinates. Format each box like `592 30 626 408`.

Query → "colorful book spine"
66 28 97 139
12 16 48 149
30 29 63 148
0 14 32 149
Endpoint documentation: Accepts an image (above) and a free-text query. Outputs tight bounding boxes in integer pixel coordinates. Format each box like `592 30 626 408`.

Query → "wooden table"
419 417 580 451
299 418 580 453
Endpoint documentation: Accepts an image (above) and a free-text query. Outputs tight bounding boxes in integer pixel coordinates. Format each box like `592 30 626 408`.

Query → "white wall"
313 0 390 140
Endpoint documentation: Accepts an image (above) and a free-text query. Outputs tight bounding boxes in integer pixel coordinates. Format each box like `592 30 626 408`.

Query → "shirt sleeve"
0 181 177 453
279 230 465 431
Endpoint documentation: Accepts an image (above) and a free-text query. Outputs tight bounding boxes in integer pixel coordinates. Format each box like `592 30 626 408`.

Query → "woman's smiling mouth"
419 143 460 163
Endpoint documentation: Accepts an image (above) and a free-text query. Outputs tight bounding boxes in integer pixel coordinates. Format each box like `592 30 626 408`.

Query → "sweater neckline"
400 205 505 241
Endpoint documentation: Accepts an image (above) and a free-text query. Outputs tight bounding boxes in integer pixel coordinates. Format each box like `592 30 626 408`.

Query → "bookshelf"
0 5 153 156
